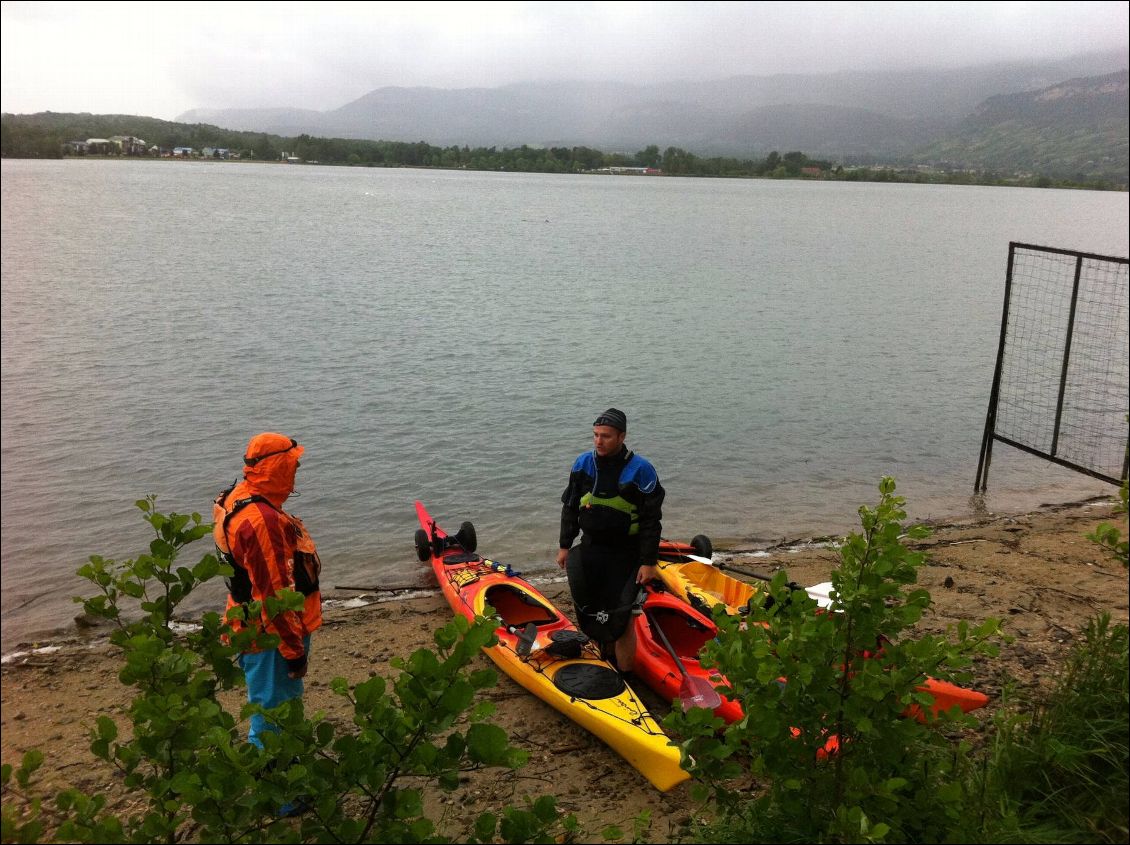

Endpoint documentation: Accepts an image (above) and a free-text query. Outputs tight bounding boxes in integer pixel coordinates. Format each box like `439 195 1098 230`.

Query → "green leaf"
392 788 423 819
474 813 497 841
466 722 510 765
95 715 118 741
531 794 558 822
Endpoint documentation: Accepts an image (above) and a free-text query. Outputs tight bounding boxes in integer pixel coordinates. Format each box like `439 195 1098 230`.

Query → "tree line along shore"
1 112 1123 191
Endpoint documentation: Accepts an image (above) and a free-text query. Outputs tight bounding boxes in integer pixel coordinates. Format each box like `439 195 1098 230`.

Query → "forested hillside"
918 71 1129 183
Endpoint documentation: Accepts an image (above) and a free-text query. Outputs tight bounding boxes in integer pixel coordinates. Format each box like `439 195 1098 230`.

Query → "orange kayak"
655 540 989 721
632 585 744 723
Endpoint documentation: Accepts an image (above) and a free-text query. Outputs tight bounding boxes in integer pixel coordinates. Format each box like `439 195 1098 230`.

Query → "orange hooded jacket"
213 433 322 670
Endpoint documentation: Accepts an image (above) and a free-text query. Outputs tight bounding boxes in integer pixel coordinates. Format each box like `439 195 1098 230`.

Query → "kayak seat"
686 592 711 615
443 552 482 564
485 585 558 627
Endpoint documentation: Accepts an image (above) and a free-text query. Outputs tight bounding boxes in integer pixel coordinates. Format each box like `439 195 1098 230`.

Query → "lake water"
2 159 1127 645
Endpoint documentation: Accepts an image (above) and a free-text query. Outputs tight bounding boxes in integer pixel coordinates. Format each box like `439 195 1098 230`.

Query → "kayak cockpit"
645 606 716 659
484 584 558 627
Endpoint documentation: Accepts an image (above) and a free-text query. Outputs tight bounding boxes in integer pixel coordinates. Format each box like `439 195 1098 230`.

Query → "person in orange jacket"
213 432 322 748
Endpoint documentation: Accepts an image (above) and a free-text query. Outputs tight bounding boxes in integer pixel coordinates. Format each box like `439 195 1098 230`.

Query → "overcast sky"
2 1 1127 120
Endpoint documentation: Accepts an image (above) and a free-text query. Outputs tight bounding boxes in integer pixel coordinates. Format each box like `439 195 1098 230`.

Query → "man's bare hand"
636 564 657 584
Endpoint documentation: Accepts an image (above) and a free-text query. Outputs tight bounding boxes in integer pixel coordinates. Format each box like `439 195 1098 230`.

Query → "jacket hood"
241 432 304 508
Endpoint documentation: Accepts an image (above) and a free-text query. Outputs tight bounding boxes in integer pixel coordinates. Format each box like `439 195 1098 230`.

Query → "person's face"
592 425 626 457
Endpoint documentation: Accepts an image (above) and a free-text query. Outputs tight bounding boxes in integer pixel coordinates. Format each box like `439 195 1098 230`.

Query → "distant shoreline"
5 153 1125 193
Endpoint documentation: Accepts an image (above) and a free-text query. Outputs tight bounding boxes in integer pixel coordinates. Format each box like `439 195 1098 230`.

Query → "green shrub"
1 497 575 844
669 477 1001 843
1088 479 1128 569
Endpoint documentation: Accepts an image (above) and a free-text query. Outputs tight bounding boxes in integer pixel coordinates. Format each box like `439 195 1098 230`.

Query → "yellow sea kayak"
656 556 762 615
416 501 689 792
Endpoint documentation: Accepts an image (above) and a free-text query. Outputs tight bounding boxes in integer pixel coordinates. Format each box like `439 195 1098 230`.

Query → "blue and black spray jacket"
559 446 665 567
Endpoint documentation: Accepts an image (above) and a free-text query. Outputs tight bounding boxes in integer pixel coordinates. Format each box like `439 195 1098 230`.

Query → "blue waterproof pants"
238 636 311 748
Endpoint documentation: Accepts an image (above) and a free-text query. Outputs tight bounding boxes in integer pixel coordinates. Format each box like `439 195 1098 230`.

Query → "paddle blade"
806 581 836 609
679 674 722 711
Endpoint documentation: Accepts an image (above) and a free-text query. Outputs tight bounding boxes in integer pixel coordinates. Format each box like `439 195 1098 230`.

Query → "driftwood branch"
333 584 423 593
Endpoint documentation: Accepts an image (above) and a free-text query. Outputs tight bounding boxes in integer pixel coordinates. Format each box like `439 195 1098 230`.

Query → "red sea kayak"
414 501 688 792
632 585 744 723
655 539 990 721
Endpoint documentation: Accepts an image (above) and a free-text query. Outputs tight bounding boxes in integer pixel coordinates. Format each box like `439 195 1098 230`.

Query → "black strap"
217 484 279 561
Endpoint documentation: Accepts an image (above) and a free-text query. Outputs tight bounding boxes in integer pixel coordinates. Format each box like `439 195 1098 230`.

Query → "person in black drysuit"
555 408 665 672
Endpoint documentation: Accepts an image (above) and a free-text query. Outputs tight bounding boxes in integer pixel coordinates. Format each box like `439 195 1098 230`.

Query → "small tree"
2 497 575 844
670 477 1001 843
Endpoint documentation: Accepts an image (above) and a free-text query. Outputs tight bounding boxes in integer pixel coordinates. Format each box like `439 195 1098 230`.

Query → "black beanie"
593 408 627 431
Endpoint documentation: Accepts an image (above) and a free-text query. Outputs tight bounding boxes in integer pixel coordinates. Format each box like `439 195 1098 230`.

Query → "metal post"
975 243 1018 491
1050 255 1084 458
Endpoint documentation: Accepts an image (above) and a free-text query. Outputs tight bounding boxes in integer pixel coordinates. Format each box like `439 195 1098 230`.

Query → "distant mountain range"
919 70 1128 180
176 50 1128 174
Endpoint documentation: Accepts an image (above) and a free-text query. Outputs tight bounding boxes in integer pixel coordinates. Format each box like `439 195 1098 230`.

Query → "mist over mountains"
177 50 1127 169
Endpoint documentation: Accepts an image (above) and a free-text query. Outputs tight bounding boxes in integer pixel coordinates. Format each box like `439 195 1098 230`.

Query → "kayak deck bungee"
414 501 688 792
655 541 989 721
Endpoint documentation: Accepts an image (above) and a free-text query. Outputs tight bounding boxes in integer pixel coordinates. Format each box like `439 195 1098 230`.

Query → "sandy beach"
2 496 1127 840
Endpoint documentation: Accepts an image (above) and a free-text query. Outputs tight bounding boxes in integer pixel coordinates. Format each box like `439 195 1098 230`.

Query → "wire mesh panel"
976 243 1129 489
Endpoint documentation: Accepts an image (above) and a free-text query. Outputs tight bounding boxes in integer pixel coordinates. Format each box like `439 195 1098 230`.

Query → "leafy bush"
669 477 1001 843
1 497 575 843
1088 479 1128 569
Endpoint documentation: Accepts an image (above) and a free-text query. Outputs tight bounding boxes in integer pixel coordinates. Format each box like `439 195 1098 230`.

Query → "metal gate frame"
974 241 1129 491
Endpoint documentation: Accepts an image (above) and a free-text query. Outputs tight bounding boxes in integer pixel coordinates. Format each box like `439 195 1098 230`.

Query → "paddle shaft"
649 612 692 678
714 561 806 593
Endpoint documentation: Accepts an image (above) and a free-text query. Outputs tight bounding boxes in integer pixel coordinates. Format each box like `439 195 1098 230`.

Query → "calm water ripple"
2 159 1127 643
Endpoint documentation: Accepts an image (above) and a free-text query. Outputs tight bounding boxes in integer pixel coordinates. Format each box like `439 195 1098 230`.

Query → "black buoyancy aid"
212 481 321 602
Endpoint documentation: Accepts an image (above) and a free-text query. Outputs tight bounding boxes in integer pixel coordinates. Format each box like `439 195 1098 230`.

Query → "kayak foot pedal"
514 622 537 657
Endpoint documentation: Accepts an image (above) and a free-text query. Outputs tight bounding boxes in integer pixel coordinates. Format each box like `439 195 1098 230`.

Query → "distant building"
85 138 113 154
172 147 194 157
202 147 231 159
592 166 662 175
64 140 90 154
109 135 147 155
